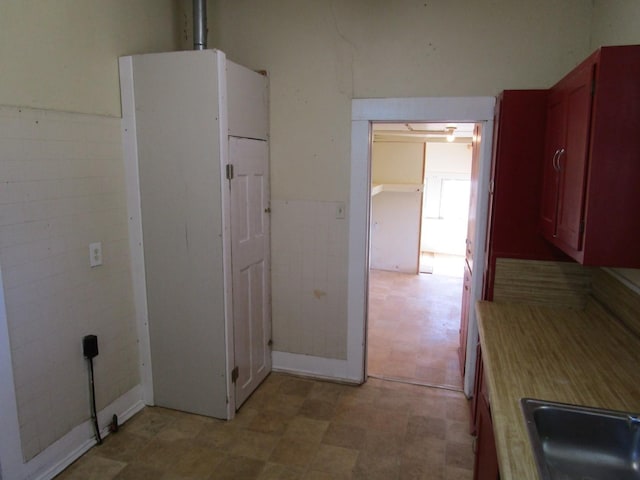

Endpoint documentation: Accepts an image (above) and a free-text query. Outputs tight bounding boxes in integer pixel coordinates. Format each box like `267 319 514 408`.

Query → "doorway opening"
367 122 474 390
348 96 494 396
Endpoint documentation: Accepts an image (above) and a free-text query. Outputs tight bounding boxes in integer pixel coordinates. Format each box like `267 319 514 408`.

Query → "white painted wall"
591 0 640 49
370 142 423 273
207 0 592 202
0 0 179 117
0 107 141 477
425 143 473 175
0 2 177 477
204 0 594 362
270 199 348 360
371 192 421 273
422 143 472 255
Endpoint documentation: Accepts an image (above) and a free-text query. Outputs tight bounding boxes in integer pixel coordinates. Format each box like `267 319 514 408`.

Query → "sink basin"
521 398 640 480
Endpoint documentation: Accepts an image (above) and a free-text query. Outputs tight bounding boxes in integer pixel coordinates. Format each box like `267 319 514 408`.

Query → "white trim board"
0 380 143 480
348 97 495 397
119 57 155 406
216 51 236 420
272 351 360 384
0 266 21 480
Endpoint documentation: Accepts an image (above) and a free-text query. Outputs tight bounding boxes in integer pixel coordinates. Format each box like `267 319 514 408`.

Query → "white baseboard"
6 385 144 480
272 351 361 384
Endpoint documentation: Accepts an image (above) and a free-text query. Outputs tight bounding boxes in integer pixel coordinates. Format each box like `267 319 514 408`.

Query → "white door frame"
348 97 495 396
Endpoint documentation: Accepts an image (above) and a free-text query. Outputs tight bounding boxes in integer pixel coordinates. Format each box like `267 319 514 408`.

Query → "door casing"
349 97 495 396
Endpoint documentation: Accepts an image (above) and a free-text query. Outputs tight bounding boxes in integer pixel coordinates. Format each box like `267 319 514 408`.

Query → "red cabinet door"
540 60 594 251
540 90 565 239
472 347 499 480
470 344 482 435
555 63 594 250
474 391 500 480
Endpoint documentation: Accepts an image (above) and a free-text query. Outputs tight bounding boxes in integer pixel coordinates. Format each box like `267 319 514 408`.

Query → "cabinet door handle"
552 149 560 171
556 148 566 171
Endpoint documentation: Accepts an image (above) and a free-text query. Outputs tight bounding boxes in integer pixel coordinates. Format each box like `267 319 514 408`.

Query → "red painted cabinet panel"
540 91 565 239
474 391 500 480
540 45 640 267
472 346 500 480
483 90 565 301
540 59 594 251
470 343 482 435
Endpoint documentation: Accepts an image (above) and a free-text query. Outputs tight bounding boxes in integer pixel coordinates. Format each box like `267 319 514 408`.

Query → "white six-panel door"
229 136 272 408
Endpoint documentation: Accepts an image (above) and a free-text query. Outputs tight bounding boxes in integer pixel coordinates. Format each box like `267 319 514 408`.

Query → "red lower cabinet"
474 392 500 480
473 347 500 480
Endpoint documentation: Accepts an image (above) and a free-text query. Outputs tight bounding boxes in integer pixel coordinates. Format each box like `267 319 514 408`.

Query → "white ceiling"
373 122 475 143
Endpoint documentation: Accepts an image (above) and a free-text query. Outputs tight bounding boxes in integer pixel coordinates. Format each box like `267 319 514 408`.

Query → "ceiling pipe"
193 0 207 50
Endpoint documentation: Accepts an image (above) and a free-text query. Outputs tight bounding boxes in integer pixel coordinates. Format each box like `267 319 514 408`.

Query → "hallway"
367 269 464 390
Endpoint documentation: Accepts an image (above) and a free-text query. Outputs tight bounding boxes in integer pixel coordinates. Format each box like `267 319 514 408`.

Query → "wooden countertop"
476 299 640 480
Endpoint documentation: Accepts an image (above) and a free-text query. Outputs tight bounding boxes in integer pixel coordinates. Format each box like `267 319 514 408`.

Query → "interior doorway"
348 96 495 397
367 122 474 390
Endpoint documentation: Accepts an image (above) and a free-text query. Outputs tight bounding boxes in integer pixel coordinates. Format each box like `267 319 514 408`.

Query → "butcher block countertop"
476 299 640 480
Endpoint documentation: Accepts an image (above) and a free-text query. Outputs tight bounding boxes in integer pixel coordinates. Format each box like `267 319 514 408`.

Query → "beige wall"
370 141 424 272
1 107 139 461
0 0 180 117
425 143 473 175
422 142 472 255
0 2 178 471
372 142 424 184
206 0 593 203
203 0 594 360
591 0 640 48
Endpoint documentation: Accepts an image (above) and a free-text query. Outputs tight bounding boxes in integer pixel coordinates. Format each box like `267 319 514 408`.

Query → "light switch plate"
89 242 102 267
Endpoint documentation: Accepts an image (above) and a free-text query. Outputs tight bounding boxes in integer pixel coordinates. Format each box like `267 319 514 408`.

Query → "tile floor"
56 373 474 479
368 269 464 390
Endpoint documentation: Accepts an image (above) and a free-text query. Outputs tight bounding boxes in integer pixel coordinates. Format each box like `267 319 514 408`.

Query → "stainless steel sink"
521 398 640 480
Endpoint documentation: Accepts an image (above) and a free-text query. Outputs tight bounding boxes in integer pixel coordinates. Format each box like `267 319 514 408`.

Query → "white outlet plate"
89 242 102 267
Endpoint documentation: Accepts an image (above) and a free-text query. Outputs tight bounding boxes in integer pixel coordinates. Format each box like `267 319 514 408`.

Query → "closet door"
229 136 272 408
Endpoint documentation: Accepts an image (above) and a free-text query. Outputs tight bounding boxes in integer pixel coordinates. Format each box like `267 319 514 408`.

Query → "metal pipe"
193 0 207 50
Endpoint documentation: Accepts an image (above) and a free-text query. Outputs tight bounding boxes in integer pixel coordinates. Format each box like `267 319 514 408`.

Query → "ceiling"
373 122 476 144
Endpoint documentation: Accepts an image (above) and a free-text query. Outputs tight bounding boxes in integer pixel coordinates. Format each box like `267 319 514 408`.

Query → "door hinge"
231 366 239 383
226 164 234 180
264 207 271 213
268 339 273 347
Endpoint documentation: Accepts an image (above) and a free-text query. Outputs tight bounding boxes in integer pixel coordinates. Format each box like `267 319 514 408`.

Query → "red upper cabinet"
540 45 640 267
541 59 594 250
483 90 566 300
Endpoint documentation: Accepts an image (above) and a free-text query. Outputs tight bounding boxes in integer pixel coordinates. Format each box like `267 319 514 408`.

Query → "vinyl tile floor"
368 269 465 390
56 373 474 479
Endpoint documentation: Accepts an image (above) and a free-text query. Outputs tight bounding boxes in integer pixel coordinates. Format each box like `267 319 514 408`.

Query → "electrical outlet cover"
89 242 103 267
